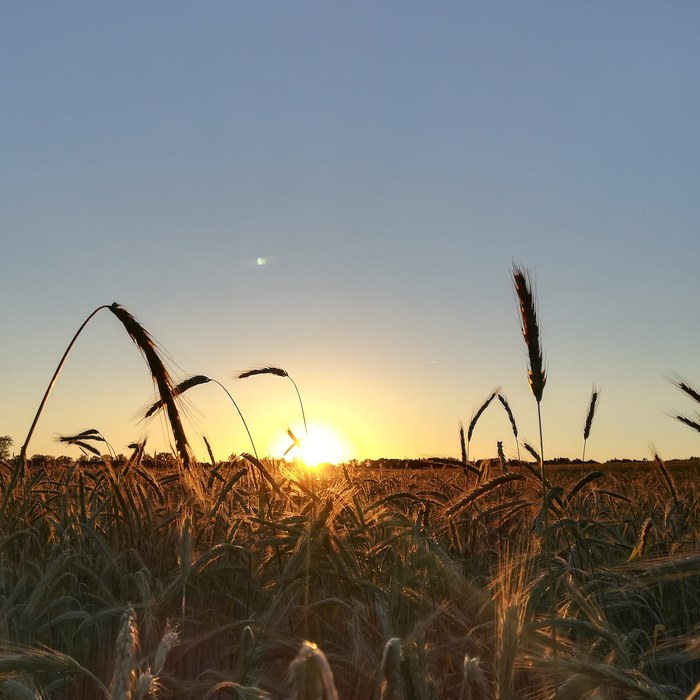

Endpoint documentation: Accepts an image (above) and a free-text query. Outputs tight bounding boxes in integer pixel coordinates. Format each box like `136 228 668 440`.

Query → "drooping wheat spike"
110 606 139 700
582 387 599 462
460 655 488 700
56 432 103 457
108 304 192 472
379 638 403 700
670 373 700 405
289 641 338 700
497 393 520 461
238 366 289 379
566 470 606 504
143 375 211 418
673 414 700 434
522 441 540 463
238 366 308 437
467 390 498 461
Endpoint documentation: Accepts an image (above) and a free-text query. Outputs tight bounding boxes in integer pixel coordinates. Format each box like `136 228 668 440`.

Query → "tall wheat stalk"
2 303 197 526
108 304 193 472
512 265 558 696
512 266 546 494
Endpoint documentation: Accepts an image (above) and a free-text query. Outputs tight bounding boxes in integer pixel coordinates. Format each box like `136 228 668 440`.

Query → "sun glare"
269 423 352 467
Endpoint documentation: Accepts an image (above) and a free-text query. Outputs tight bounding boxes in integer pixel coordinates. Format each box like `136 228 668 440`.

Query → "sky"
2 2 700 464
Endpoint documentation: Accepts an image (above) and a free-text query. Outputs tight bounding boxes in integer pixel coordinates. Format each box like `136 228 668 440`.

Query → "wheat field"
1 272 699 699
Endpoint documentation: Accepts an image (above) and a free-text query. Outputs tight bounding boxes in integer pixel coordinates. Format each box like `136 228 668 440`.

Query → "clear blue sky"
2 2 699 463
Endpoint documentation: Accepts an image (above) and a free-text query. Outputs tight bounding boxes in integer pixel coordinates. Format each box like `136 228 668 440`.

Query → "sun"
269 422 352 467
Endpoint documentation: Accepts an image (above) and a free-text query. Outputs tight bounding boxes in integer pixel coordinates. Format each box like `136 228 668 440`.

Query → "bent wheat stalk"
467 389 498 462
238 366 308 437
108 303 193 472
145 374 259 459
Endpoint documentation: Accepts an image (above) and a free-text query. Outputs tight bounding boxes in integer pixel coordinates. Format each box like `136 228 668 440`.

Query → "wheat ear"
497 393 520 461
582 387 599 462
238 366 307 437
108 304 192 471
110 606 139 700
145 374 258 459
467 390 498 461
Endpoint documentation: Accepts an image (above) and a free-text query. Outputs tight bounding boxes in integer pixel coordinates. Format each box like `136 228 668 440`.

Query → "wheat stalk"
143 375 211 418
144 374 259 459
238 366 308 437
467 390 498 462
108 304 193 472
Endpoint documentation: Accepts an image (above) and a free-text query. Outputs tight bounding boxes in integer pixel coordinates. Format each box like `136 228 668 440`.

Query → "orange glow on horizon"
268 422 353 466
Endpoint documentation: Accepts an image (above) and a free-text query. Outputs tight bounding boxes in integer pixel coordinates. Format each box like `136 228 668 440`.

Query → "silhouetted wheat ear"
583 388 599 441
468 390 498 443
674 414 700 434
57 429 107 457
144 375 211 418
108 304 192 471
459 423 467 463
239 365 308 436
671 373 700 405
523 441 540 462
238 366 288 379
512 266 546 403
497 394 519 439
203 435 216 465
582 386 599 462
